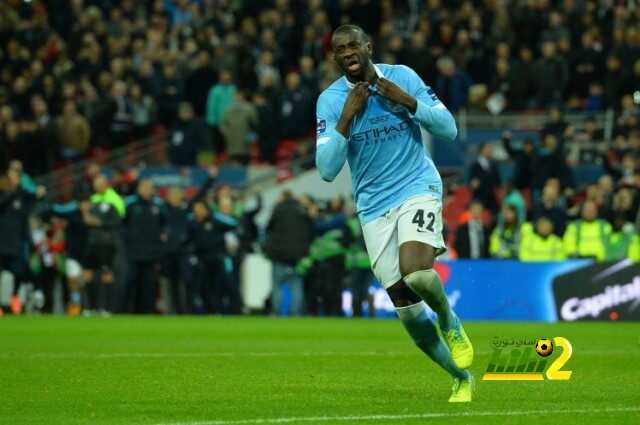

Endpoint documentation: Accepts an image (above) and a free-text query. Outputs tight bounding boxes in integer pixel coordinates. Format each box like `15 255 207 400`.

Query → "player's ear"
365 41 372 55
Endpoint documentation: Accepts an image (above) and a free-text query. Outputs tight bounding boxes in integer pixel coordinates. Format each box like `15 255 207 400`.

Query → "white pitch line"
150 407 640 425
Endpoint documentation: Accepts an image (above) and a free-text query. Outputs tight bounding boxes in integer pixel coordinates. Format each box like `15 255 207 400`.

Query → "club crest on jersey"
317 119 326 135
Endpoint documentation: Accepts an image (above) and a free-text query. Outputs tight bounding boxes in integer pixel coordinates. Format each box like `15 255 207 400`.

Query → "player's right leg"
387 281 473 402
362 213 472 401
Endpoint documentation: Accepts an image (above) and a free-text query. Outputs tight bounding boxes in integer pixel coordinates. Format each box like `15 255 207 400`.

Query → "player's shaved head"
331 24 369 46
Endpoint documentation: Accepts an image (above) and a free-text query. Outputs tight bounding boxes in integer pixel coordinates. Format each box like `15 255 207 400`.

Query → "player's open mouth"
347 61 361 73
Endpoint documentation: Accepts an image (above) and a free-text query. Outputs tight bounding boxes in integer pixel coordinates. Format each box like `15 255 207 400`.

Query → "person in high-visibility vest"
563 200 611 261
629 233 640 261
489 204 521 259
605 216 635 261
519 216 566 261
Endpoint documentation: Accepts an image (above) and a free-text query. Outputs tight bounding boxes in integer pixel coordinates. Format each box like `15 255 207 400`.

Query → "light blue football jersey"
315 63 457 224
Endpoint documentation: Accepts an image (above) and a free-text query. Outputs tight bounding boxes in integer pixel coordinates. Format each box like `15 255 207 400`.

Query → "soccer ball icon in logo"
535 338 554 357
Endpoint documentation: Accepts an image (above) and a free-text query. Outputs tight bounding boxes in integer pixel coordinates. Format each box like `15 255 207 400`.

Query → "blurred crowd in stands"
1 0 640 174
1 147 639 317
1 0 640 316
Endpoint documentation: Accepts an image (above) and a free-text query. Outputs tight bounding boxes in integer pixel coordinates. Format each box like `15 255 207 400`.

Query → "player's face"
332 31 372 81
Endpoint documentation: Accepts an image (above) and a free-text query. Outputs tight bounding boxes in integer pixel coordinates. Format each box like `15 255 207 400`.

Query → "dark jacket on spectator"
469 159 501 213
124 195 167 261
534 56 568 107
0 186 36 257
187 214 231 260
168 117 209 166
264 198 313 265
455 221 490 259
164 202 191 255
502 136 535 190
279 87 314 140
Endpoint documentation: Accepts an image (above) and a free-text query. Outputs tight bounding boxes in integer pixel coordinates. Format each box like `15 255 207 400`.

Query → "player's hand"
343 82 370 119
376 78 416 112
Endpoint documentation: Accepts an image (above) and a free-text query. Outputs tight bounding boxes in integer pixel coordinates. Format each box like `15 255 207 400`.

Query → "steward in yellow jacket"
563 201 610 261
519 217 566 261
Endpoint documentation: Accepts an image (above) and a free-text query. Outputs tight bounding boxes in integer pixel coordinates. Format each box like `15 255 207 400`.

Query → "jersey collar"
345 63 383 90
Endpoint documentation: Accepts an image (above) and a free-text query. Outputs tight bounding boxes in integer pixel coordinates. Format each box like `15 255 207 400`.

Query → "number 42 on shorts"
412 209 435 233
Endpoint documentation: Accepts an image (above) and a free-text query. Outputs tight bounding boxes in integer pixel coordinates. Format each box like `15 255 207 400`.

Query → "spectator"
220 91 258 165
469 143 501 214
488 59 516 110
519 216 566 262
91 174 126 218
83 184 123 315
187 200 239 314
606 213 635 261
532 133 574 196
109 80 133 148
435 56 471 114
489 204 521 259
455 200 489 259
502 132 535 191
162 186 190 314
168 102 210 167
502 181 527 225
55 99 91 160
604 55 625 109
185 51 217 117
129 83 157 139
534 41 568 107
563 200 611 261
265 191 313 316
532 183 568 236
0 167 45 314
401 31 435 83
568 32 603 100
509 47 535 110
279 71 314 140
542 107 569 139
629 231 640 261
16 95 56 175
122 179 167 314
299 56 320 98
157 61 184 127
253 91 280 164
206 70 236 154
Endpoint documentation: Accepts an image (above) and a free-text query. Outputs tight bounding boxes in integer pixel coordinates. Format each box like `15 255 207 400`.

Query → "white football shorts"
361 195 446 289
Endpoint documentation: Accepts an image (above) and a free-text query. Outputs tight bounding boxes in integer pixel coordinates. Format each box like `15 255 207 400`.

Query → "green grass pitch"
1 317 639 425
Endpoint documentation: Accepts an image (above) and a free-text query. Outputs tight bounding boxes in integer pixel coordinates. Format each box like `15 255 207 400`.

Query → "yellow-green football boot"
444 315 474 369
448 373 475 403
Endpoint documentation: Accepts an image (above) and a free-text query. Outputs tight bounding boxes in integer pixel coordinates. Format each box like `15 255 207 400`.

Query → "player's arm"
376 68 457 142
315 84 369 182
